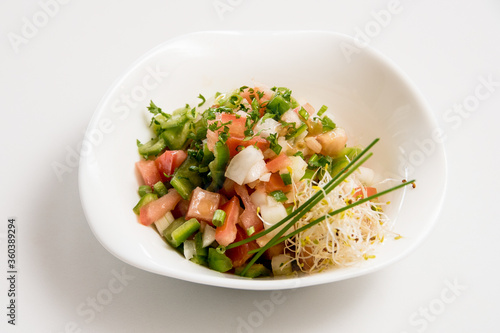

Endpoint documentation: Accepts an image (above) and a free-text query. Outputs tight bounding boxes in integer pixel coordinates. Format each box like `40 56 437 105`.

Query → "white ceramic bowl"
79 31 446 290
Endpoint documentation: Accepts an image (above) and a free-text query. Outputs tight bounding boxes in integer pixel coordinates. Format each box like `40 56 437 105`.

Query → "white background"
1 0 499 332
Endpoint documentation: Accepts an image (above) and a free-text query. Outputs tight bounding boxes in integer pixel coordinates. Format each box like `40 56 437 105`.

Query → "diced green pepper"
285 123 307 140
164 218 200 248
235 264 271 278
133 193 158 215
320 116 336 132
153 181 168 197
206 141 230 192
317 105 328 117
163 217 185 246
270 190 287 202
194 232 208 257
190 255 208 267
201 142 215 166
216 90 243 108
151 114 170 135
280 173 292 186
170 155 204 199
161 121 191 150
138 185 153 197
301 168 316 180
138 136 167 157
267 94 290 117
208 248 233 273
328 147 362 177
161 114 188 129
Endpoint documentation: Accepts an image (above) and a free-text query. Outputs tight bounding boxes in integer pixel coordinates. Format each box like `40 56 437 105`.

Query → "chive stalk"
238 152 374 275
225 138 379 251
248 179 416 255
212 209 226 227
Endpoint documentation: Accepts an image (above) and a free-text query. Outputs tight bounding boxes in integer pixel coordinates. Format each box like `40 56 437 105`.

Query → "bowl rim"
79 30 447 290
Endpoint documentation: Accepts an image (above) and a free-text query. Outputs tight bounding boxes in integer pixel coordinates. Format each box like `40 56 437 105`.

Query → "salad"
133 85 414 278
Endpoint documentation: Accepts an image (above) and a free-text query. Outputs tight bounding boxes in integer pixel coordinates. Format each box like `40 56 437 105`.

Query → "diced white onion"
277 137 292 155
281 110 302 127
183 240 196 260
253 118 280 138
225 146 265 185
356 166 375 186
285 156 307 182
250 189 267 207
260 203 288 225
251 190 291 247
305 137 322 154
244 159 267 184
235 110 249 118
154 211 175 235
202 225 216 248
259 172 271 182
271 254 293 276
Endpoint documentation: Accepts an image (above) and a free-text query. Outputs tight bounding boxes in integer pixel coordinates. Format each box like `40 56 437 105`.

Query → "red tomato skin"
226 137 269 158
234 184 264 235
265 153 291 173
264 173 291 193
215 196 240 246
219 113 246 138
136 160 163 187
353 187 377 200
139 189 182 226
185 187 221 223
155 150 187 179
171 198 190 219
225 226 259 267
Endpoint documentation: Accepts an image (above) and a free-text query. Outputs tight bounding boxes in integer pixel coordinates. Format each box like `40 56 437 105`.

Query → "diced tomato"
206 130 218 152
208 113 246 137
220 178 236 198
240 87 273 104
263 242 285 260
215 196 240 246
139 189 182 226
234 184 253 211
206 113 248 152
219 113 246 138
264 173 291 193
218 194 229 207
225 226 259 267
234 184 264 235
293 103 315 116
226 136 269 158
353 187 377 200
136 160 164 187
154 150 187 179
265 153 291 173
185 187 221 223
239 209 263 236
302 103 315 115
171 198 190 219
